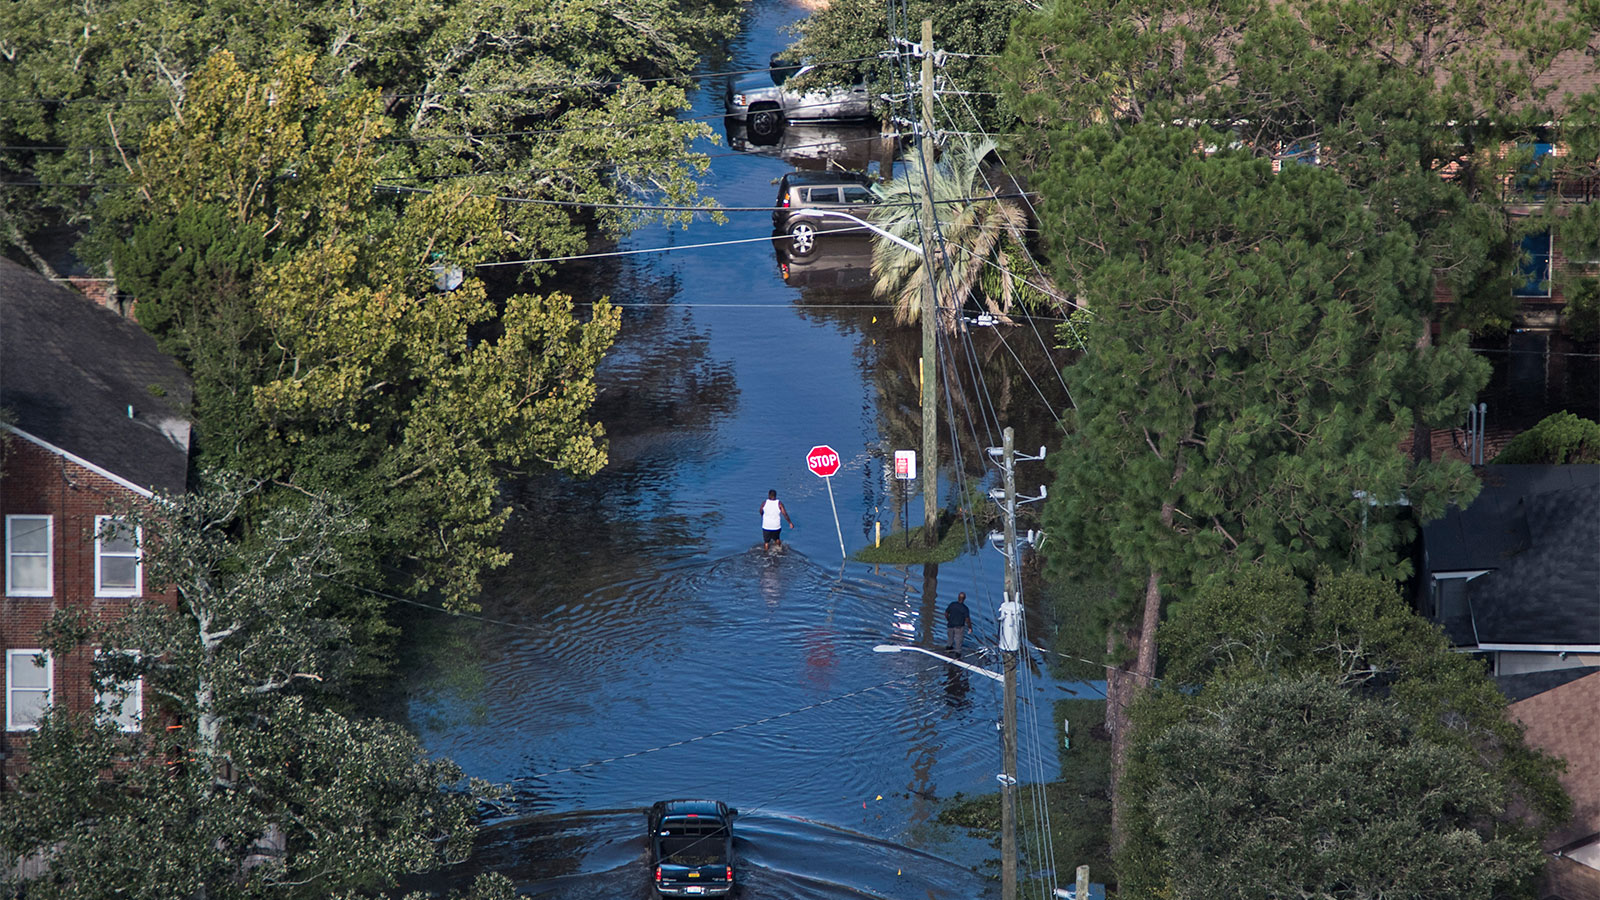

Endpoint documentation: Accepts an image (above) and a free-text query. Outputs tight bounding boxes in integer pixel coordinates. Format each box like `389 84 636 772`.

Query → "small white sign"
893 450 917 480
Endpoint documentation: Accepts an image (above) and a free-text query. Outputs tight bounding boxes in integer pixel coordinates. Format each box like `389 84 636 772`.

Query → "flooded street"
403 1 1077 896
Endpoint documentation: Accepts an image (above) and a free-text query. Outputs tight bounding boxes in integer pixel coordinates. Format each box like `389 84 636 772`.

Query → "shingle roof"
1466 479 1600 646
1424 465 1599 575
1 257 191 494
1508 670 1600 855
1495 665 1600 702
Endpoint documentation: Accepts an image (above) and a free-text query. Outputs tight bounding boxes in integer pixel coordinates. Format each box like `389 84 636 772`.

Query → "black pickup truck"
648 799 738 897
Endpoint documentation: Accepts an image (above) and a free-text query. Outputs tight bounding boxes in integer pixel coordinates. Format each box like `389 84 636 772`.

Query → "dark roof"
1465 479 1600 645
1 257 190 494
1424 465 1600 575
1495 666 1600 702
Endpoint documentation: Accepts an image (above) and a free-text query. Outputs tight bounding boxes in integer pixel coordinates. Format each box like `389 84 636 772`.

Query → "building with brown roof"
1501 668 1600 899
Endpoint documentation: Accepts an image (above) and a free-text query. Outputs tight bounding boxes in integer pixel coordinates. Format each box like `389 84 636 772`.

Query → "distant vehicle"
649 799 738 897
728 53 874 144
773 170 883 256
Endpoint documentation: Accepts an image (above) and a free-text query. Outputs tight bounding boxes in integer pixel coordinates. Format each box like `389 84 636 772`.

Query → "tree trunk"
1104 625 1135 848
1108 499 1173 850
1107 567 1164 850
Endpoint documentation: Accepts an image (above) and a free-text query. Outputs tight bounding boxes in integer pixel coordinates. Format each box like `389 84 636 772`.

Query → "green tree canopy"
869 138 1056 328
1127 674 1548 900
1491 411 1600 464
1117 568 1567 900
114 52 621 611
1034 125 1489 839
0 0 738 270
1041 125 1485 634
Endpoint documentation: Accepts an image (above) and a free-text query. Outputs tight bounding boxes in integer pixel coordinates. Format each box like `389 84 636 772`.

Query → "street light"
873 644 1004 683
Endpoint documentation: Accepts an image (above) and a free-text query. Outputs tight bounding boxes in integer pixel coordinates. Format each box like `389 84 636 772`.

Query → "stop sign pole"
806 445 847 560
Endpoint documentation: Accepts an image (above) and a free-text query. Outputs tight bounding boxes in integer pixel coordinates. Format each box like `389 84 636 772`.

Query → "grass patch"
937 698 1113 892
852 513 969 565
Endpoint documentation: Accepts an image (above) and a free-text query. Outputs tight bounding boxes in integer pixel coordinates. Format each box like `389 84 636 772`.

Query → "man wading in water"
760 489 794 553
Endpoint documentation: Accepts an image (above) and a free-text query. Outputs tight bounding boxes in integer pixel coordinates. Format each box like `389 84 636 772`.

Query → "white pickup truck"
727 53 874 144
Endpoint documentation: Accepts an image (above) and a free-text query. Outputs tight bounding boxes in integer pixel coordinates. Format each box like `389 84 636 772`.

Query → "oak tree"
115 52 620 611
1117 568 1567 900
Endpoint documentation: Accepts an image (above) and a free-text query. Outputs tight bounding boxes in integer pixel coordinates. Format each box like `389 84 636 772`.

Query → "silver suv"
773 171 882 255
729 54 874 144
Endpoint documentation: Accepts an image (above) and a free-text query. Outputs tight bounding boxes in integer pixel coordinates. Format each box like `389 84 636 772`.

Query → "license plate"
685 888 703 895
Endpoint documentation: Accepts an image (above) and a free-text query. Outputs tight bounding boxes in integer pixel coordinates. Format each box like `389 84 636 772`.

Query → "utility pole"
917 18 941 547
999 427 1020 900
988 427 1047 900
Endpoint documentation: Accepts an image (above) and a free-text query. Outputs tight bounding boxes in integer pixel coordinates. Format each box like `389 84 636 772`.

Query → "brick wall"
62 276 121 314
1 439 175 786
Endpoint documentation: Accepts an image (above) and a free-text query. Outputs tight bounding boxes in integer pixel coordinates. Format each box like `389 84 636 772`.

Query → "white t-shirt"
762 499 783 530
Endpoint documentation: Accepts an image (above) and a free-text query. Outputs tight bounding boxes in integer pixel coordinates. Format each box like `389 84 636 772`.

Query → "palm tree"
869 137 1058 330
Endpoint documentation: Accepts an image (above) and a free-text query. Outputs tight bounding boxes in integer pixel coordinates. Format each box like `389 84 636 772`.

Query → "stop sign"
806 445 841 478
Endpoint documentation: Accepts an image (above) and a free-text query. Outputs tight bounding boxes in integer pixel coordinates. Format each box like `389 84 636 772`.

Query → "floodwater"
403 1 1079 897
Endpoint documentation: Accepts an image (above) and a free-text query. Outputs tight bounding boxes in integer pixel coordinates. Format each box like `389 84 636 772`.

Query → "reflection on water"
776 233 876 295
726 119 899 174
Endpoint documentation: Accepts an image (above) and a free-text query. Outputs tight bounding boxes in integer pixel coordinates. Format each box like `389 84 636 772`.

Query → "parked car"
728 53 874 144
648 799 738 897
773 170 883 256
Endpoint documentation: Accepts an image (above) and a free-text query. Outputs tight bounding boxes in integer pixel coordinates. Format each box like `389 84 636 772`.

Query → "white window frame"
93 515 142 598
6 649 53 732
5 514 53 597
94 649 144 733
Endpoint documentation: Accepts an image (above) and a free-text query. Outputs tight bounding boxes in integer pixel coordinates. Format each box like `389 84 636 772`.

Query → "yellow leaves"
136 49 389 242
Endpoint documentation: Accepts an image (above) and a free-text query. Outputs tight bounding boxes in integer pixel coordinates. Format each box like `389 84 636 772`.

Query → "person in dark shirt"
944 591 971 653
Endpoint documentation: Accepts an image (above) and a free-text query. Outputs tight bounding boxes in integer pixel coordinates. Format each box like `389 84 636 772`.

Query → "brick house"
0 256 191 785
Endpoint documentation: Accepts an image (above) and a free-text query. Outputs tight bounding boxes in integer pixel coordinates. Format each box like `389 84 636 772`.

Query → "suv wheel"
787 220 818 256
749 106 782 143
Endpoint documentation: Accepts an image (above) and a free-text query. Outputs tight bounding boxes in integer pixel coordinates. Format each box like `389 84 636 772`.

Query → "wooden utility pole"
998 426 1020 900
917 18 940 547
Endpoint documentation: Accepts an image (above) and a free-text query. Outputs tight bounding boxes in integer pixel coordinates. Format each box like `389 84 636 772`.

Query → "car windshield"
770 59 801 87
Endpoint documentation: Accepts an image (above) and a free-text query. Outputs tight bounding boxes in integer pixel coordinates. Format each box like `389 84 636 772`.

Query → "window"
841 185 876 204
6 650 52 731
94 516 142 597
94 650 143 732
5 515 52 597
1514 230 1553 298
1267 140 1318 172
